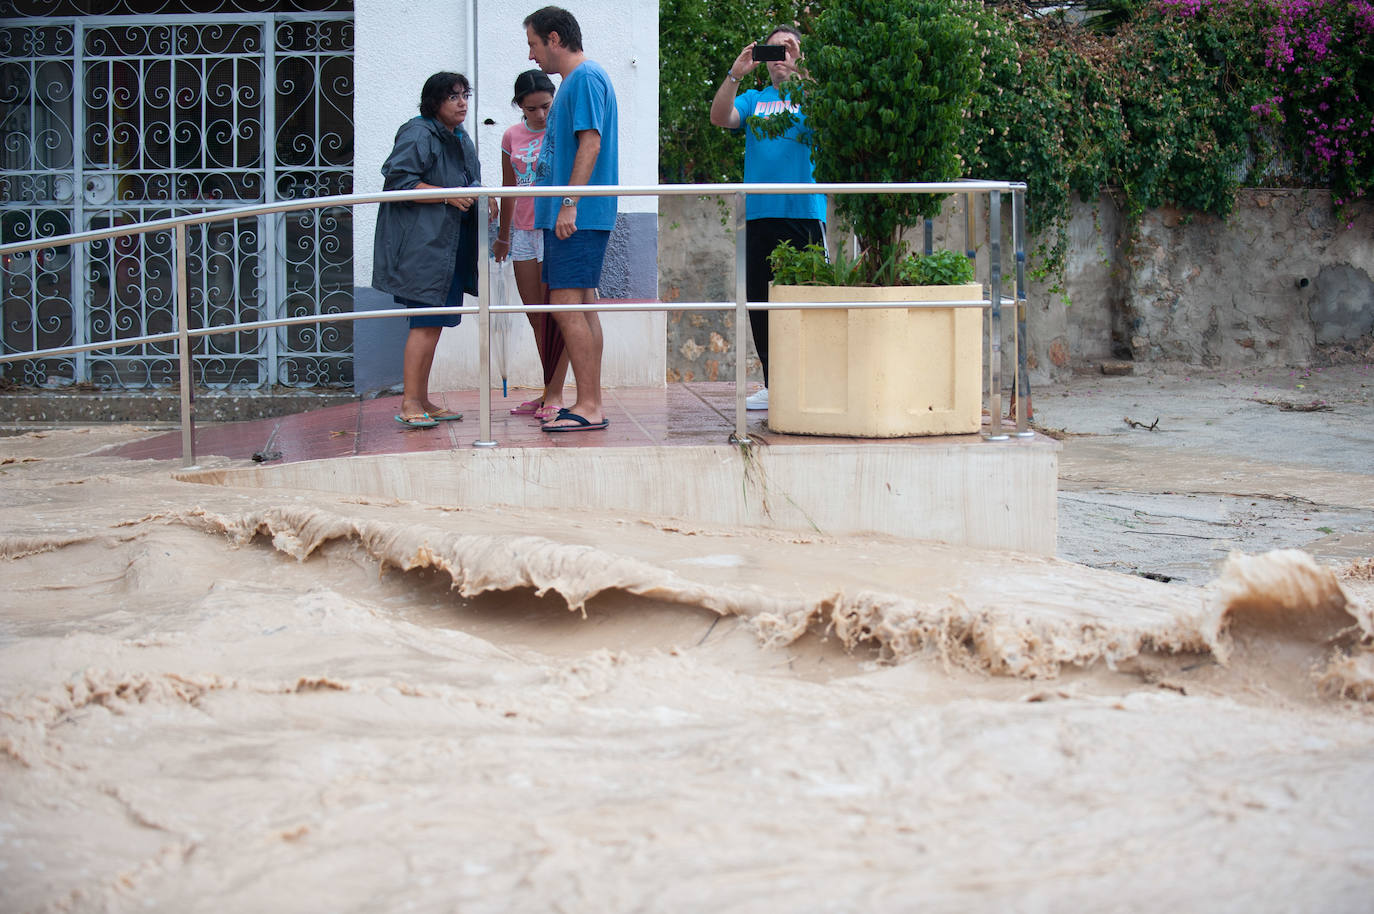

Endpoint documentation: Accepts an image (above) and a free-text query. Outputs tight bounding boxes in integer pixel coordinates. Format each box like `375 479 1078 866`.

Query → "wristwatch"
561 196 576 207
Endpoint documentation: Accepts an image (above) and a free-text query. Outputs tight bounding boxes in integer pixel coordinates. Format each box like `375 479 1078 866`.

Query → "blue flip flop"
426 408 464 421
541 408 609 432
394 413 438 428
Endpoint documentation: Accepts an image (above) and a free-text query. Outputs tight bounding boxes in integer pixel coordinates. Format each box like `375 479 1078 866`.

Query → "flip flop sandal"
540 409 609 432
427 408 464 421
533 403 562 420
509 399 543 415
394 413 438 428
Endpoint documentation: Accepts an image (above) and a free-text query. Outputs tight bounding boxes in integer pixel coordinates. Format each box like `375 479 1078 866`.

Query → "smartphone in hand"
752 44 786 61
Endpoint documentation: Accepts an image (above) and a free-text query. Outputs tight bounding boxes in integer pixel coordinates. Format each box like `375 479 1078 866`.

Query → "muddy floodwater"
3 364 1373 913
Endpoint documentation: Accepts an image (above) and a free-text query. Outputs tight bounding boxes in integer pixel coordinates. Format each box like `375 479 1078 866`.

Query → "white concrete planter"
767 282 984 437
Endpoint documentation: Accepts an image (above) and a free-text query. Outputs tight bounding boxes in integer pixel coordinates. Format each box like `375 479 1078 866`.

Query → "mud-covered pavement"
1039 362 1374 584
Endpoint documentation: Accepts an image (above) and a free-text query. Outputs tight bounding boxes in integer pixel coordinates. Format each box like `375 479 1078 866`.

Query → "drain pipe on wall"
466 0 479 146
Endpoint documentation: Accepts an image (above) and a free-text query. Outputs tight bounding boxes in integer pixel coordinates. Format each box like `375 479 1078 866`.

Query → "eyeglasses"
447 90 472 102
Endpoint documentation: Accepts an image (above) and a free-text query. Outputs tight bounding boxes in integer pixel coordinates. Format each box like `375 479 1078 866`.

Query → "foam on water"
165 502 1373 691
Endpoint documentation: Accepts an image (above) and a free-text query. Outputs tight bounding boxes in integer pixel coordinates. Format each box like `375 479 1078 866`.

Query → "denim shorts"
510 227 543 262
542 228 610 290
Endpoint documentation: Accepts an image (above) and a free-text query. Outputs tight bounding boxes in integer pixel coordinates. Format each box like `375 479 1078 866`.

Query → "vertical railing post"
175 222 196 466
964 190 979 418
262 21 280 387
987 190 1007 440
964 191 976 267
474 192 497 448
1013 188 1032 437
71 20 88 386
732 190 750 444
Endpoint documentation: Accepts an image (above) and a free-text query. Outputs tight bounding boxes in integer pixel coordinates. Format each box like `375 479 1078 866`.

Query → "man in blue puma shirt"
710 25 827 412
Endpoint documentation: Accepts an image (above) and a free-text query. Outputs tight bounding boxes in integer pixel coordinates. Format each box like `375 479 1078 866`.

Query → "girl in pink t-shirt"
494 70 567 420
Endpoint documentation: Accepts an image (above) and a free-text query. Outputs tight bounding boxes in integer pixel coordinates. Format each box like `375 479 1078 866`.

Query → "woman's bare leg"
401 325 443 418
513 258 565 410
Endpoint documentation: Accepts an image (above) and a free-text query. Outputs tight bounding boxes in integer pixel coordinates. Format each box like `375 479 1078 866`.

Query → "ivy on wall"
961 3 1273 289
1162 0 1373 221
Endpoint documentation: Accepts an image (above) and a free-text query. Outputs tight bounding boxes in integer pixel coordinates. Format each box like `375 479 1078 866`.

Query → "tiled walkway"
106 382 1004 464
108 383 933 464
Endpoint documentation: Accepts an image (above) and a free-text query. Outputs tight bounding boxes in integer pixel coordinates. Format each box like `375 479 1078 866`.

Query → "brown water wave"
170 504 1373 692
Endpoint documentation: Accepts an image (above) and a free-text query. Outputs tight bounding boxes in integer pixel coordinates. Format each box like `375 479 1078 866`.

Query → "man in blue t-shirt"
710 25 827 411
525 5 619 433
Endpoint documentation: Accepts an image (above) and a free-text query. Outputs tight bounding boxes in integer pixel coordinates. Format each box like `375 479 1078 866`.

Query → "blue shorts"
542 229 610 290
396 266 464 330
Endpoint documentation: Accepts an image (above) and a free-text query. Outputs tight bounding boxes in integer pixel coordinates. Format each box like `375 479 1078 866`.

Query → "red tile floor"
106 384 806 464
104 383 1007 465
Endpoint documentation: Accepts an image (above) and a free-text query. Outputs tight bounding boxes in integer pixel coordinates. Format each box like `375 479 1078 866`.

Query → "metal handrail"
0 180 1031 464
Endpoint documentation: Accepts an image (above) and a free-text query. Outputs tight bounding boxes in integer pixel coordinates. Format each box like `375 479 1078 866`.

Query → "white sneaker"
745 387 769 410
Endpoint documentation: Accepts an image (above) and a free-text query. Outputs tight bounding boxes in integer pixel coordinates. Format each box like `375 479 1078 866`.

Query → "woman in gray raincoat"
373 71 488 427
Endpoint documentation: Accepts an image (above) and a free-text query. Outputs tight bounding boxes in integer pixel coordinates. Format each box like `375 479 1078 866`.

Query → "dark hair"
766 25 802 45
418 71 470 118
524 6 583 53
512 69 556 105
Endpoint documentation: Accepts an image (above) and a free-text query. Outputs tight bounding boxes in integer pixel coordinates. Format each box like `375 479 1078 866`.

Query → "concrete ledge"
0 390 356 425
177 435 1059 554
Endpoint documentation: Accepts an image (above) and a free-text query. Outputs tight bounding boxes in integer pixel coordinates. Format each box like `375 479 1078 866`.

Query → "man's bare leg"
545 287 604 426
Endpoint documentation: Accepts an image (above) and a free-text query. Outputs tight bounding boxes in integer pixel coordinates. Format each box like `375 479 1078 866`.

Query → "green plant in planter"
897 248 976 286
757 0 981 285
769 241 973 287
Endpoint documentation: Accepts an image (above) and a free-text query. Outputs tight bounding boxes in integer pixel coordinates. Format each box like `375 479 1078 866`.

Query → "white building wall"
354 0 662 392
353 0 466 286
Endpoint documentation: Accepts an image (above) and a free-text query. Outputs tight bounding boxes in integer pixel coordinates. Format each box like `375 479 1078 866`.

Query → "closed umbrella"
487 220 520 397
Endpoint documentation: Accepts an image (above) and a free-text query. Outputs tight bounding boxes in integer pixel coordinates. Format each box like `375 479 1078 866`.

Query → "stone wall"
1120 190 1374 369
658 195 752 382
658 190 1374 385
